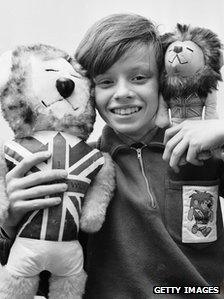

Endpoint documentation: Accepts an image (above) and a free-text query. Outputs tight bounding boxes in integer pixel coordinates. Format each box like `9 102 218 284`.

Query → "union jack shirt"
169 93 205 119
4 131 105 241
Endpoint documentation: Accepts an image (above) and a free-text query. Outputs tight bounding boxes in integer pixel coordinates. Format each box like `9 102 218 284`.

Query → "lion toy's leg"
48 270 87 299
0 264 39 299
47 240 87 298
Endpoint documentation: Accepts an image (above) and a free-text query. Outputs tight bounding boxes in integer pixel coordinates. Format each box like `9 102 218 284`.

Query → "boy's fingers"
169 139 189 170
167 140 204 170
9 183 68 202
186 146 204 167
6 151 51 180
163 132 183 162
8 169 68 192
163 124 182 144
11 197 62 214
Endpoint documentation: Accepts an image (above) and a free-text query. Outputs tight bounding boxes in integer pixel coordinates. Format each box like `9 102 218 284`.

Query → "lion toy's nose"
56 77 75 98
173 46 183 53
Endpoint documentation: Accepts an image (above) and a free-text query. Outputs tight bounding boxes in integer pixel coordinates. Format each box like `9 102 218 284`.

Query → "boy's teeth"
113 107 140 115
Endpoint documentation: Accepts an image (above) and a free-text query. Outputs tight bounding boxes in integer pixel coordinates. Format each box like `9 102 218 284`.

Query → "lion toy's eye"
45 69 59 72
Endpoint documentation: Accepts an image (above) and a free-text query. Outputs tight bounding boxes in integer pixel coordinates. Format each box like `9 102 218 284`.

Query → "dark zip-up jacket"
84 125 224 299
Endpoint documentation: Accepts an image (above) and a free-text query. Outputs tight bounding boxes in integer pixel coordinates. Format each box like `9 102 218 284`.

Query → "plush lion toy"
0 44 115 299
155 23 223 128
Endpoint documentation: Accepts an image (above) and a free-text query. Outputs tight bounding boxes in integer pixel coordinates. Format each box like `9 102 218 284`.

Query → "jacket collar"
99 125 165 157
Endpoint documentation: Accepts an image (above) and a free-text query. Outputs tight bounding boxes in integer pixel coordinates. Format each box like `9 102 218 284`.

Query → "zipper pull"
136 148 142 159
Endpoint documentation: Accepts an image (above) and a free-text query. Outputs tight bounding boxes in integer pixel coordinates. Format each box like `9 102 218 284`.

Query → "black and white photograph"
0 0 224 298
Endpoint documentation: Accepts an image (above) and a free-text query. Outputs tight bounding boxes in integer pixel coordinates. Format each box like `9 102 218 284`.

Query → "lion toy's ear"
0 50 13 90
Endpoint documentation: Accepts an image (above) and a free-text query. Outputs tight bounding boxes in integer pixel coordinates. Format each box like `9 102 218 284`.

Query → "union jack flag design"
169 93 205 119
4 131 105 241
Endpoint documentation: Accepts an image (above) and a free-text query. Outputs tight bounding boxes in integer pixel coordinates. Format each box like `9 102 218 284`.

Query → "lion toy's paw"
80 207 106 233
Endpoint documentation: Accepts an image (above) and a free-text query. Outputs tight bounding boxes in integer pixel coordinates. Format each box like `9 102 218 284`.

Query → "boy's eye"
95 79 114 88
131 75 148 83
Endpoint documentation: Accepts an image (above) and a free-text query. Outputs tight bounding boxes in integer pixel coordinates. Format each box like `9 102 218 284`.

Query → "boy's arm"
163 119 224 172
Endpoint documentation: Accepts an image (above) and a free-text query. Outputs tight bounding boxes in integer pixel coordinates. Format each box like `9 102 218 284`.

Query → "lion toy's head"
160 23 223 100
0 44 95 140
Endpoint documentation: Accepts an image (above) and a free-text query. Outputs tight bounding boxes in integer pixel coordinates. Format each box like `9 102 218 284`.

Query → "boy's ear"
0 50 13 90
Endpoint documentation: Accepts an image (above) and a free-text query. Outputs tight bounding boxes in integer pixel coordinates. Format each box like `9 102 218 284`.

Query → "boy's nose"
56 77 75 98
114 80 133 100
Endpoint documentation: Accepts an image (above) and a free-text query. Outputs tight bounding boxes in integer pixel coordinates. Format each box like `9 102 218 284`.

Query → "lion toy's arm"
155 94 170 128
80 152 115 233
204 90 219 120
0 142 9 226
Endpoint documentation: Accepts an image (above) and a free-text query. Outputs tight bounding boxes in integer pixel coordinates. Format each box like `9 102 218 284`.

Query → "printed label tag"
182 185 218 243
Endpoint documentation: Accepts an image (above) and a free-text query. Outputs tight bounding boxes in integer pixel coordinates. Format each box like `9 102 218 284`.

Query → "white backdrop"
0 0 223 142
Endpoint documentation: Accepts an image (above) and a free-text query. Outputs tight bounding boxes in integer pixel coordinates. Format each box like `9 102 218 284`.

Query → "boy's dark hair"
75 13 162 78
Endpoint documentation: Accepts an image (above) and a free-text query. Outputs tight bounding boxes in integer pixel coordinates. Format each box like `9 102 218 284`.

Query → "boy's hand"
163 119 224 172
3 151 68 237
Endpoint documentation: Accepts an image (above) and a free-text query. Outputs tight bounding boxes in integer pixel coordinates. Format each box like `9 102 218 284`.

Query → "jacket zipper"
135 147 156 208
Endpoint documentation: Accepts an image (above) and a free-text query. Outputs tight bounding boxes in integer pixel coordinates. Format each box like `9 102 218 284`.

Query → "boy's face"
94 45 159 140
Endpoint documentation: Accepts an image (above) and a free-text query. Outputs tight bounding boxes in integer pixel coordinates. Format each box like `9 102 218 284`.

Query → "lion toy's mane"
160 23 223 101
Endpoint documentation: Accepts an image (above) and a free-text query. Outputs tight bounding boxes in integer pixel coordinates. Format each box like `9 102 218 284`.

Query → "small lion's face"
165 40 205 77
28 55 90 120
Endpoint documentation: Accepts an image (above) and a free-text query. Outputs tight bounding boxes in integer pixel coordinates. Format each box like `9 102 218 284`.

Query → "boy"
75 14 224 298
1 13 224 298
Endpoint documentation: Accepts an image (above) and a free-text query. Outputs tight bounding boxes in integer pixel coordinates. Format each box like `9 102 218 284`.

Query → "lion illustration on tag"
187 190 214 237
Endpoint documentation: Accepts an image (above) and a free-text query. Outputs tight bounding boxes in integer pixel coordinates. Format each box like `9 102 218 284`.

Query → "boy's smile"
94 45 159 140
110 105 142 116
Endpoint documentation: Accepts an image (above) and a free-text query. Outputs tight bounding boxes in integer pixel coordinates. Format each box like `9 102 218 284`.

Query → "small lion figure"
156 23 223 128
0 44 115 299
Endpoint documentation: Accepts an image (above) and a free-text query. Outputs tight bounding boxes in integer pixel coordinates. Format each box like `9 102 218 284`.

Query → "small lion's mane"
160 24 223 101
